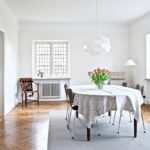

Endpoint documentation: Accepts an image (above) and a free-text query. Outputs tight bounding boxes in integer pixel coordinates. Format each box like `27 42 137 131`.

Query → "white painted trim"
19 22 129 32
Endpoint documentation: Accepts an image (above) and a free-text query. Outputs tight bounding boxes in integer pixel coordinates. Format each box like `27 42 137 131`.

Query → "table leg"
87 128 90 141
76 110 78 118
108 111 111 116
134 119 137 138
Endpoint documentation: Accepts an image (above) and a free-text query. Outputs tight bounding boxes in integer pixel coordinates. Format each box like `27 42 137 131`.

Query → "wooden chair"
19 78 39 108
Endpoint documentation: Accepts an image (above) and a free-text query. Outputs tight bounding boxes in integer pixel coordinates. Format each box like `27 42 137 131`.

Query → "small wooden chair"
19 78 39 108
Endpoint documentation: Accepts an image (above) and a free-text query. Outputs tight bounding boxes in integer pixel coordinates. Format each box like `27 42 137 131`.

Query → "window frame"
32 40 70 79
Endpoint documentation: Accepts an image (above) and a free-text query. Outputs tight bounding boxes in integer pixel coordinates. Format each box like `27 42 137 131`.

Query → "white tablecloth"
71 85 143 128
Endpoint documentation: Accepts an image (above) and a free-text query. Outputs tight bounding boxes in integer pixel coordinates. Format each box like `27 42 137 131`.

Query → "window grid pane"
34 41 69 78
52 43 67 77
36 42 51 77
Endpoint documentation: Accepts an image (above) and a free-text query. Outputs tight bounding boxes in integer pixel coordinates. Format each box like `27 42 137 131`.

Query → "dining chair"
19 78 39 108
66 88 104 139
64 83 69 121
135 84 141 90
134 84 146 133
122 82 128 87
64 83 76 129
140 86 146 98
65 88 78 132
66 87 106 139
112 82 132 125
117 84 146 134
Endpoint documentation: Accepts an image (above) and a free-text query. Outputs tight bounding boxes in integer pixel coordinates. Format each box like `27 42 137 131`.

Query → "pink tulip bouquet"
88 67 111 89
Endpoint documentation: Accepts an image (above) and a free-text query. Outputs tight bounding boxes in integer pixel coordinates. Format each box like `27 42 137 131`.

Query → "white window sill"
33 77 71 80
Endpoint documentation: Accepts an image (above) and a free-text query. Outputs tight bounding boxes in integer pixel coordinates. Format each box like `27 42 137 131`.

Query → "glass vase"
96 81 104 89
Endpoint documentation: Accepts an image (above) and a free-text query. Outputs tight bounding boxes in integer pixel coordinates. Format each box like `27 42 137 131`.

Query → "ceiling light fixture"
83 0 111 55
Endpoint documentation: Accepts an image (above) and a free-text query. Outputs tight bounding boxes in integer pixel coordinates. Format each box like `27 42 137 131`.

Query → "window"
33 40 70 78
146 34 150 78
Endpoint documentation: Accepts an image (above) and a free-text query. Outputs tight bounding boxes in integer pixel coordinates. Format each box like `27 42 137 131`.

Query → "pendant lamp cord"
96 0 98 35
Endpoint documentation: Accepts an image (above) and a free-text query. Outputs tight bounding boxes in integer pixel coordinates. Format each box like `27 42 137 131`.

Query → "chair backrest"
20 78 33 91
141 86 144 96
122 82 128 87
66 88 74 106
64 83 68 101
64 83 68 95
135 84 141 90
135 84 145 97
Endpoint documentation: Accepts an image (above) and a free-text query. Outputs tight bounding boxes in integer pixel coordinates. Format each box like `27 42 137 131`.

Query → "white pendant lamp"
83 0 111 55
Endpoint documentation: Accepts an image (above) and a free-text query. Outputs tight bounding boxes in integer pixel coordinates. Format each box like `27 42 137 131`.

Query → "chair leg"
129 112 132 122
118 110 122 134
76 110 78 118
67 108 72 129
141 112 146 133
109 112 112 123
66 106 71 127
25 93 27 107
37 92 39 105
96 118 101 136
21 94 24 108
65 102 70 120
112 111 116 125
108 111 111 116
72 112 76 139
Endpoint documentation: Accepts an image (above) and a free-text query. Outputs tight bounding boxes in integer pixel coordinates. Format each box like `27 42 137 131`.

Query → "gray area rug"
47 110 150 150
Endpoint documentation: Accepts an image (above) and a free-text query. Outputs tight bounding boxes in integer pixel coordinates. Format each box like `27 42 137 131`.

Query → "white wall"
130 26 148 85
130 13 150 85
130 14 150 103
19 23 130 85
0 0 18 115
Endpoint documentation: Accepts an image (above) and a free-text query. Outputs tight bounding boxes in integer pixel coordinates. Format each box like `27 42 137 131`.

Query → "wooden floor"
0 102 150 150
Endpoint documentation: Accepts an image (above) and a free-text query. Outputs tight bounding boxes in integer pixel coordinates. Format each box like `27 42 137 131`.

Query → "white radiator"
40 82 61 99
110 72 126 85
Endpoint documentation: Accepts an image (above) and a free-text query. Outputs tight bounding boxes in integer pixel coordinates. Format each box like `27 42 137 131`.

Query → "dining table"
71 84 144 141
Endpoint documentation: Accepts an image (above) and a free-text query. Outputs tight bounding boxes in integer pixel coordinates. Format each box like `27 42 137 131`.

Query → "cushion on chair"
21 81 33 91
20 78 33 91
72 105 78 110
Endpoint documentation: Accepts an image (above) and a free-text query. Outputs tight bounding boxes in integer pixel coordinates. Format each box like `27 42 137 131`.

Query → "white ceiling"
6 0 150 24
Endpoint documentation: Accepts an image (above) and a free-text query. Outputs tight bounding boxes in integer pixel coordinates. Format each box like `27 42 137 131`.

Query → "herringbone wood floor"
0 102 150 150
0 102 67 150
